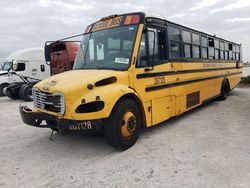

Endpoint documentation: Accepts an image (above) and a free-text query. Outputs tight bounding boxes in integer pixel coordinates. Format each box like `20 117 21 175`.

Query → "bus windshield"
73 25 138 71
0 61 11 71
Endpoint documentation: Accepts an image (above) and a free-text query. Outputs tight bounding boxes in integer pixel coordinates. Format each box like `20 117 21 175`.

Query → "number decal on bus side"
154 77 165 85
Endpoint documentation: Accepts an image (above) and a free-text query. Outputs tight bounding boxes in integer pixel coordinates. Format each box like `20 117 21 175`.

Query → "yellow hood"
34 69 129 94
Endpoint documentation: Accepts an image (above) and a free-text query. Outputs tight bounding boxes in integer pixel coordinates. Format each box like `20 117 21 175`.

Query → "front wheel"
104 99 142 150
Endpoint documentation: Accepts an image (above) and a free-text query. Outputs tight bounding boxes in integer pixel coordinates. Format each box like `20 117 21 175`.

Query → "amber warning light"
124 15 140 25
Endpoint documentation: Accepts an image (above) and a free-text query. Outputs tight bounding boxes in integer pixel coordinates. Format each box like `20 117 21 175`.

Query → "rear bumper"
19 105 103 135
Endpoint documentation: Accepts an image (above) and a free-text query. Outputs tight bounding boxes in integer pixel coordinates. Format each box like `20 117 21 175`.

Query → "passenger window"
184 44 191 58
224 51 229 60
16 63 26 71
220 50 224 59
202 48 208 59
209 47 215 59
170 41 181 59
168 26 181 41
168 26 181 59
182 30 191 43
208 38 215 59
193 46 200 58
192 33 200 45
201 36 208 47
215 49 219 59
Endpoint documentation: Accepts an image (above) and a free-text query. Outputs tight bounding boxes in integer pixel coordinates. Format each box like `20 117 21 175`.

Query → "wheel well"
116 93 146 128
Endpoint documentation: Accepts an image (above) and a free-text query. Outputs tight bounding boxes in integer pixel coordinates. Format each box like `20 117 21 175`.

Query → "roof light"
131 15 140 24
124 16 132 25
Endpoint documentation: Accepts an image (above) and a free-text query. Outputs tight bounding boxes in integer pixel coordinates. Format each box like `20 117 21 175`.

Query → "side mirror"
11 59 17 71
44 43 51 62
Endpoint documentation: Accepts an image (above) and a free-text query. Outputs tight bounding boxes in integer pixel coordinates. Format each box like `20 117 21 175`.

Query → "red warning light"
130 15 140 24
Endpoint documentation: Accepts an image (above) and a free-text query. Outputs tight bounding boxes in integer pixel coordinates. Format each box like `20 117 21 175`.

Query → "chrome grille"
32 88 65 116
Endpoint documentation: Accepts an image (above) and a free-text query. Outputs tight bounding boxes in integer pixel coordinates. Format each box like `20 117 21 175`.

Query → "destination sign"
91 16 123 32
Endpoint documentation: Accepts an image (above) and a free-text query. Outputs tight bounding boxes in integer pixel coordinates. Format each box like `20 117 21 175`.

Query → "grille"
33 89 65 116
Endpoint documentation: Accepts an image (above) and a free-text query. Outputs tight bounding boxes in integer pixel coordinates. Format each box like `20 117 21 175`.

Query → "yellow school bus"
20 12 242 150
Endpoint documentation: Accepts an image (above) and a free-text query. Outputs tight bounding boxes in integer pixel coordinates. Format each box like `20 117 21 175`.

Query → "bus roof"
143 13 241 46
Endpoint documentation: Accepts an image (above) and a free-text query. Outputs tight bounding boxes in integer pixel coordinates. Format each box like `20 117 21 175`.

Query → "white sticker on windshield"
115 57 129 64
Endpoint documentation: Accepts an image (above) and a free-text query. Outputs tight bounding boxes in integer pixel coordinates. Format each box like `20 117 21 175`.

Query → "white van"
0 48 50 100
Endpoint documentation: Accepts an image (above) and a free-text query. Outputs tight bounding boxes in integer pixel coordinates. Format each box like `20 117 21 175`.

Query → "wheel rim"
121 111 137 138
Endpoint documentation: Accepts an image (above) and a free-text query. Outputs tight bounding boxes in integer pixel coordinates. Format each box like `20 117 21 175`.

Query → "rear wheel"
0 83 9 96
104 99 142 150
6 87 20 99
219 79 229 100
19 84 33 101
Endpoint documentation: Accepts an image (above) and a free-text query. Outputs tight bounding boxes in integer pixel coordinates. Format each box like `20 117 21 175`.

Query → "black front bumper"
19 105 103 135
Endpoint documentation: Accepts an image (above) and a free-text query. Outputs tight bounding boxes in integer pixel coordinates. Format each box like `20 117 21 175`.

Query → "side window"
214 40 220 59
16 63 26 71
224 43 229 60
229 43 233 60
208 38 215 59
220 42 225 60
182 30 191 58
235 45 241 60
170 41 181 59
184 44 191 58
168 26 181 59
201 36 208 59
192 33 200 58
232 45 236 60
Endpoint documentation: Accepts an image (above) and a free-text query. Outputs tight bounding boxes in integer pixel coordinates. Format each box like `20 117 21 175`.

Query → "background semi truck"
0 48 49 100
0 42 79 101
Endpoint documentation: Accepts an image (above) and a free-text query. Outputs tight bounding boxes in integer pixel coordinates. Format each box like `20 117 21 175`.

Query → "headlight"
53 92 65 116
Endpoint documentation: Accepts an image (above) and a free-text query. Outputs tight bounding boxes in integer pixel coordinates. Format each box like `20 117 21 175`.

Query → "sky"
0 0 249 62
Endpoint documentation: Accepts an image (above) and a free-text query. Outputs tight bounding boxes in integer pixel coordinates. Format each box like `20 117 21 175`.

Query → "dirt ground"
0 86 250 188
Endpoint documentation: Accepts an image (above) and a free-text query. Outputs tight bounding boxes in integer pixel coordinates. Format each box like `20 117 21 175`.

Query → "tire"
104 99 142 150
0 83 9 97
6 84 21 100
219 79 229 100
19 84 33 101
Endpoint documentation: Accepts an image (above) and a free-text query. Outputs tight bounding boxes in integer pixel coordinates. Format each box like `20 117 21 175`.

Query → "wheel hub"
121 111 137 138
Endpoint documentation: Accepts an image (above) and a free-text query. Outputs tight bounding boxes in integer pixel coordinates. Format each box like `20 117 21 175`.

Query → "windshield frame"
73 24 140 71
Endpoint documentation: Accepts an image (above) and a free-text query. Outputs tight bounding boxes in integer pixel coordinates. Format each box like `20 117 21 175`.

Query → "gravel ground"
0 86 250 188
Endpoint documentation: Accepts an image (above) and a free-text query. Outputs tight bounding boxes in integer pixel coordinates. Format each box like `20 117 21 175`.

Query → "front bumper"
19 105 103 135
